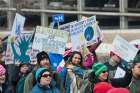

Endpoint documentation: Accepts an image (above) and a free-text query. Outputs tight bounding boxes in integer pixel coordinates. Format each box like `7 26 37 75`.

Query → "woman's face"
0 74 6 84
40 71 52 86
98 71 108 81
71 54 81 65
132 63 140 78
20 65 29 74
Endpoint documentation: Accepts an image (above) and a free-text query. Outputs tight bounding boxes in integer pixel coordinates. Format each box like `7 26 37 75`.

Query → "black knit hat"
36 51 50 64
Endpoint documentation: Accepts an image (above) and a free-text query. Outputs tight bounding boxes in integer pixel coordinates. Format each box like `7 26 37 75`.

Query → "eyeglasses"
41 74 52 78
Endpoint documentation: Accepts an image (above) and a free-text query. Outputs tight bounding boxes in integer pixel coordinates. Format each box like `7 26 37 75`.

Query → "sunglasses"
102 71 107 73
41 73 52 78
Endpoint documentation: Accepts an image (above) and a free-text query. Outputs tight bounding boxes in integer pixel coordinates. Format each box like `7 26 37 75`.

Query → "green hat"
92 63 107 77
133 55 140 64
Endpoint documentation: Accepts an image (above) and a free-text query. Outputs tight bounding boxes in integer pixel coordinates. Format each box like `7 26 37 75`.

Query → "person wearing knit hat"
36 51 51 69
129 55 140 93
35 68 48 82
92 63 108 81
30 67 60 93
0 64 6 84
23 51 52 93
107 88 130 93
0 64 14 93
104 51 131 87
93 82 113 93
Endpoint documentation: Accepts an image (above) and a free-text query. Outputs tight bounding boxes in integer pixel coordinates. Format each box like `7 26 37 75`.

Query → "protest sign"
11 13 25 37
96 43 113 54
70 16 99 51
114 67 126 78
5 33 33 64
59 21 77 32
32 26 69 54
112 35 139 62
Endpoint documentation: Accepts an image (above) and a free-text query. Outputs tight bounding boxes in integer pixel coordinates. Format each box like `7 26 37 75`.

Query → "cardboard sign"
70 16 99 51
11 13 25 37
32 26 69 54
112 35 139 62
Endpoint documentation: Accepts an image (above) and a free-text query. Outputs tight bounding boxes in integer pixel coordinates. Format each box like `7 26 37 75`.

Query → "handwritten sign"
70 16 99 51
32 26 69 54
112 35 139 62
114 67 126 78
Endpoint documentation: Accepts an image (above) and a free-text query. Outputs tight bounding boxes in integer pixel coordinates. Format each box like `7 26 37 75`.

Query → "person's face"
40 71 52 86
0 73 6 84
111 54 121 63
98 71 108 81
132 63 140 78
40 58 50 69
71 54 81 65
20 65 29 74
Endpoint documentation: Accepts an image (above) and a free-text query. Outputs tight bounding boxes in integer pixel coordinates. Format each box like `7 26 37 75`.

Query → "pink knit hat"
0 65 6 76
107 88 130 93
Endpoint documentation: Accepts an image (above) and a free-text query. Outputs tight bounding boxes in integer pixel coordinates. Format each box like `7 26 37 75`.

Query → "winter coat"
105 59 129 80
16 75 26 93
63 66 89 93
29 80 60 93
23 67 37 93
129 77 140 93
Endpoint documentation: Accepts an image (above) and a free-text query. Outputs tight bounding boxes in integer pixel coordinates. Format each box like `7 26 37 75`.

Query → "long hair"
67 51 83 66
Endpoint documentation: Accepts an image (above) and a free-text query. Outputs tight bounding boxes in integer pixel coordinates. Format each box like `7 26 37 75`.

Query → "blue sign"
52 14 64 22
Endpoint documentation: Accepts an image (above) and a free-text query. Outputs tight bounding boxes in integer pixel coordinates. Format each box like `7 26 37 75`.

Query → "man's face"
111 54 121 63
40 58 50 69
132 63 140 78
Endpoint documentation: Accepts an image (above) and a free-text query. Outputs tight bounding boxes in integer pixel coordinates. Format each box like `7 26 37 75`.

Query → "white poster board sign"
11 13 25 37
114 67 126 78
96 43 113 54
59 21 77 32
70 16 99 51
112 35 139 62
32 26 69 54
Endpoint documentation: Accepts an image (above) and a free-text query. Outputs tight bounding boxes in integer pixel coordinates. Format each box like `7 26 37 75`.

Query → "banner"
32 26 69 54
11 13 25 37
112 35 139 62
70 16 99 51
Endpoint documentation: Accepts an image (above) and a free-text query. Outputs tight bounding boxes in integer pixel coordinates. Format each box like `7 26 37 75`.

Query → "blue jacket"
29 80 60 93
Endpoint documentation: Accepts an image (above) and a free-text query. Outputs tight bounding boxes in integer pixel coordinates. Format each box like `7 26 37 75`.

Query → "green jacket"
16 76 26 93
129 77 140 93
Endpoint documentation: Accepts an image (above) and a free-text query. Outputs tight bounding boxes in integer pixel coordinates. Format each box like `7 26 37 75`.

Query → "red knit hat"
107 88 130 93
93 82 113 93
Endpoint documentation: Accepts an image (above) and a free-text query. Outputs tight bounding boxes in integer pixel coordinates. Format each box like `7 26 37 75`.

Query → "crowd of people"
0 36 140 93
